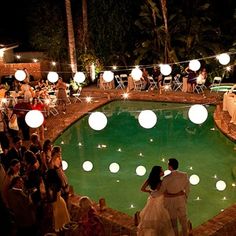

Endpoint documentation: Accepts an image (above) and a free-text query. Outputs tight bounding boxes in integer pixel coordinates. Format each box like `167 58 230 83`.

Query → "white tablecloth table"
223 92 236 124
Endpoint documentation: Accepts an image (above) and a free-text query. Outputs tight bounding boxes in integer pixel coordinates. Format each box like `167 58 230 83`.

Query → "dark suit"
8 188 37 235
3 146 27 170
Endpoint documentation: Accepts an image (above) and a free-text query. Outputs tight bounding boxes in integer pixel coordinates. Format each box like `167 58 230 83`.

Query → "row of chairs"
112 73 223 94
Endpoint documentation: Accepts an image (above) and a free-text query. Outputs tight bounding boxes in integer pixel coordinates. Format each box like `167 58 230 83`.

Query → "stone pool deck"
42 85 236 235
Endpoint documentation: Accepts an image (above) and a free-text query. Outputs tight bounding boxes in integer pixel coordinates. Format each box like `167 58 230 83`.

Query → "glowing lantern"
131 68 142 81
216 180 226 191
188 104 208 125
74 72 85 83
109 163 120 173
189 174 200 185
88 112 107 131
47 71 59 83
136 166 146 176
138 110 157 129
189 60 201 71
25 110 44 128
82 161 93 171
218 53 230 65
103 71 114 82
160 64 172 76
15 69 26 81
62 160 68 171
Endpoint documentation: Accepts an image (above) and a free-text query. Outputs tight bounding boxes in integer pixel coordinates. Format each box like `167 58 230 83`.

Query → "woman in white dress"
137 166 175 236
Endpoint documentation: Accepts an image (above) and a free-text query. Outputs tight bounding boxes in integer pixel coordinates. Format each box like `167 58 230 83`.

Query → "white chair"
194 80 206 93
133 80 143 91
47 96 59 116
72 92 82 102
163 76 172 91
172 74 183 91
148 76 158 90
212 77 222 86
115 75 126 89
210 77 222 92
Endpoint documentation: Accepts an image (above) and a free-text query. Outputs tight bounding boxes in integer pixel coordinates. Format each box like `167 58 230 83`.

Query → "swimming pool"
55 101 236 228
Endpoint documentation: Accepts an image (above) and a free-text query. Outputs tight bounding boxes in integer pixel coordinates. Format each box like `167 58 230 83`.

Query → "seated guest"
75 196 105 236
196 68 207 85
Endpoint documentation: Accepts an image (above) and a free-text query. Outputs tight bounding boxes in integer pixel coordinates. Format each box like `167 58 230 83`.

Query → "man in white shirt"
161 158 190 236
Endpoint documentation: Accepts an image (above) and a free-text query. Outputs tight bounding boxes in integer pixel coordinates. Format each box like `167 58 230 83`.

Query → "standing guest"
142 68 149 90
13 100 32 141
31 97 45 141
45 168 70 233
184 66 197 92
40 139 53 173
8 109 19 138
50 146 70 205
1 159 21 208
29 133 42 156
56 77 69 114
161 158 190 236
0 163 6 192
20 81 34 102
0 110 10 156
8 176 38 236
137 166 174 236
3 136 26 171
152 66 162 88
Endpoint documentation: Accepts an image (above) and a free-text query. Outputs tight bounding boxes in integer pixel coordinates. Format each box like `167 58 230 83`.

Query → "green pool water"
55 101 236 228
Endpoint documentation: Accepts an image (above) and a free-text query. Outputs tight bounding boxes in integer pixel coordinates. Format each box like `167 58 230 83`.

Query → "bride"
137 166 175 236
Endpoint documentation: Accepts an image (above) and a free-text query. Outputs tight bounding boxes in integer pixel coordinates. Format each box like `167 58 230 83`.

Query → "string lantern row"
24 104 208 129
62 159 227 191
14 53 232 83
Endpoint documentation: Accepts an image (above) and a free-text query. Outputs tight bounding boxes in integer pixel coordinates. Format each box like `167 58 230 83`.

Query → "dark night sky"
0 0 235 51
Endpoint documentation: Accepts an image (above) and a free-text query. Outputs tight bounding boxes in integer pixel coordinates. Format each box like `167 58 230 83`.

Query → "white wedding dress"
137 191 175 236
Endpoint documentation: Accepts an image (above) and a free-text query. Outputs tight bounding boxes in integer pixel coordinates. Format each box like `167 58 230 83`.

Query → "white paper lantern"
216 180 226 191
160 64 172 76
25 110 44 128
103 71 114 82
82 161 93 171
188 104 208 125
62 160 68 171
131 68 142 81
88 112 107 131
189 174 200 185
47 71 59 83
138 110 157 129
136 166 146 176
74 72 85 83
189 60 201 71
109 163 120 173
15 70 26 81
218 53 230 65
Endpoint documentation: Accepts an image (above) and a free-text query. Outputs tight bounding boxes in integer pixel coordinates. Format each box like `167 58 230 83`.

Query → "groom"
161 158 190 236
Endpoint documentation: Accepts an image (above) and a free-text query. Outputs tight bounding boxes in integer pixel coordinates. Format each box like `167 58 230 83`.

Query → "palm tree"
160 0 172 63
82 0 88 53
65 0 77 73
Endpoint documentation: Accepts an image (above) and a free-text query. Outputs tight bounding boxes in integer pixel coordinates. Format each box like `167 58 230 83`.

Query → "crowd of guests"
0 135 71 235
